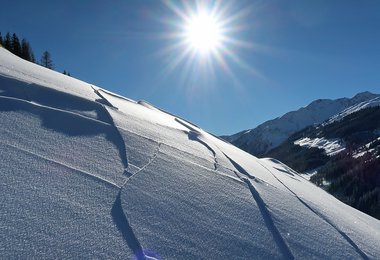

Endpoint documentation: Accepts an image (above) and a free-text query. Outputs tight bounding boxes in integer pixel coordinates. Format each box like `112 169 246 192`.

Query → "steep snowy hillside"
1 48 379 259
224 91 380 156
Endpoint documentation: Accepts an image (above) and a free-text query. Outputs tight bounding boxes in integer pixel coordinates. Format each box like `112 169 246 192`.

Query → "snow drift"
0 48 379 259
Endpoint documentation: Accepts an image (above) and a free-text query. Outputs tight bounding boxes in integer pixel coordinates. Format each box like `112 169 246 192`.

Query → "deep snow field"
0 48 379 259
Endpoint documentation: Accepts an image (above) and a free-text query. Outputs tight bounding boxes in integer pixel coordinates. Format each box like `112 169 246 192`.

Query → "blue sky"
2 0 380 135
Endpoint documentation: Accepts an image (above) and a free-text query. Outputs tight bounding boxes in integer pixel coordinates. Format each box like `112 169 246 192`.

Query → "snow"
353 150 368 159
299 168 319 180
1 47 380 259
366 136 380 148
294 137 346 156
351 137 380 159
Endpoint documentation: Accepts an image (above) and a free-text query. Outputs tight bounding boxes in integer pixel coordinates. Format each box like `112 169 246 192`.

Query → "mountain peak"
352 91 378 101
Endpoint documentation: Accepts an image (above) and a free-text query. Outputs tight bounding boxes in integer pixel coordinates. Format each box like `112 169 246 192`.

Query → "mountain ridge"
224 91 380 156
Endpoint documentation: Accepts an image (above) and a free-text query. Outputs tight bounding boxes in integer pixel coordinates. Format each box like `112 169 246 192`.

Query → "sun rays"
158 0 258 91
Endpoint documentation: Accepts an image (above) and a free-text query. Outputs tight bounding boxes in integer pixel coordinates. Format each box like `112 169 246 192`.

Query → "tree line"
0 31 70 75
311 149 380 219
0 32 35 63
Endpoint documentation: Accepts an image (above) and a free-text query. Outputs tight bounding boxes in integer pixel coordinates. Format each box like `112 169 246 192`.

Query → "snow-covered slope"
294 137 346 156
224 91 380 156
1 48 379 259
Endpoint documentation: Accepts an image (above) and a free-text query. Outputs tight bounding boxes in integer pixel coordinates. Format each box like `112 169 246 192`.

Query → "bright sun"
162 1 256 89
185 12 222 54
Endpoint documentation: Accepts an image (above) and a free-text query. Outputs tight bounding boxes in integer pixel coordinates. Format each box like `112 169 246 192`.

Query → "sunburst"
159 0 258 91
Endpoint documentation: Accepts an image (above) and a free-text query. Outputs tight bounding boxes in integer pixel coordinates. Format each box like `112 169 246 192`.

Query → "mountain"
265 106 380 219
223 91 380 156
1 47 379 259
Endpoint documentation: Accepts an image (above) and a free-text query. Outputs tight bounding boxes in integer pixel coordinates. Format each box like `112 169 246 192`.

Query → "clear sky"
2 0 380 135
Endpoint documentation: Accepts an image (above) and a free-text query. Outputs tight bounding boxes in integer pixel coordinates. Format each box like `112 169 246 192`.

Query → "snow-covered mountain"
265 106 380 219
1 47 379 259
224 91 380 156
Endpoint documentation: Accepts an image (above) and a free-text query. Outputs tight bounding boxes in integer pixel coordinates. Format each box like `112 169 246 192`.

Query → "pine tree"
4 32 12 50
63 70 71 76
30 52 36 63
21 38 34 62
11 33 21 56
40 51 53 69
0 32 3 46
21 39 30 60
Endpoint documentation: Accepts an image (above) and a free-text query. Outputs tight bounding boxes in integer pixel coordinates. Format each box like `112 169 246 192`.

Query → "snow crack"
112 142 161 260
90 87 130 176
1 142 120 189
187 130 218 171
122 143 162 187
174 117 219 172
88 88 159 259
111 191 155 260
224 155 294 259
257 161 369 259
91 85 118 109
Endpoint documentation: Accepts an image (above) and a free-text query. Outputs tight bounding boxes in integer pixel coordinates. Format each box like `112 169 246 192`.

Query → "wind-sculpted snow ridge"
1 48 380 259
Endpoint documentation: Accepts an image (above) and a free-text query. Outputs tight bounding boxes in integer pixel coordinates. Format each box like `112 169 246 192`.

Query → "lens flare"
159 0 261 92
185 11 222 54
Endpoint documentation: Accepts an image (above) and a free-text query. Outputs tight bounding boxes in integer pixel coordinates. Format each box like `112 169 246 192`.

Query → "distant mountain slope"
1 47 379 259
224 92 380 156
265 106 380 219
